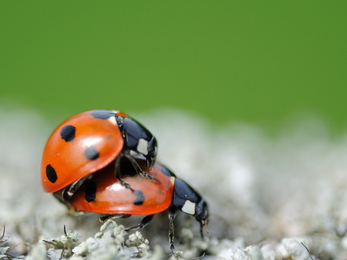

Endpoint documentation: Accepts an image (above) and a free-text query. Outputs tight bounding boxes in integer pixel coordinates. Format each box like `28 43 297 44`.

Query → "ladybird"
55 157 209 250
41 110 158 195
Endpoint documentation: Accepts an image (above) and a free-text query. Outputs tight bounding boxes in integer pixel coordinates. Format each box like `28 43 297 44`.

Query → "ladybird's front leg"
115 154 135 192
145 136 157 170
168 206 177 251
114 152 157 192
122 152 158 182
65 175 92 197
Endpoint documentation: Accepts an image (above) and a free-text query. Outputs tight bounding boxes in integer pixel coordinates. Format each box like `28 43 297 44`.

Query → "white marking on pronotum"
169 176 176 185
108 110 120 125
181 200 196 215
137 138 148 155
108 116 117 125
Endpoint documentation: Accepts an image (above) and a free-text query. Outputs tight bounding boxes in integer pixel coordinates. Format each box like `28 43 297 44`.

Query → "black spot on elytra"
46 164 57 183
132 190 145 205
60 125 76 142
160 165 176 177
84 146 99 160
120 159 137 177
91 110 114 120
85 182 97 202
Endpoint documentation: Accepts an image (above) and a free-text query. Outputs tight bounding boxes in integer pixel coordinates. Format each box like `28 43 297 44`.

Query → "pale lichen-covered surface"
2 107 347 259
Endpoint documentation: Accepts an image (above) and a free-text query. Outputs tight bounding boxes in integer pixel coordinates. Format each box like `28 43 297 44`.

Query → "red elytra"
69 159 175 215
52 156 209 251
41 110 126 193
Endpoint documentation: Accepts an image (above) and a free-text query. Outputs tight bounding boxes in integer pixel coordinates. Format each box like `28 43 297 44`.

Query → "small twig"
43 240 56 246
63 225 67 237
0 225 6 242
301 242 314 260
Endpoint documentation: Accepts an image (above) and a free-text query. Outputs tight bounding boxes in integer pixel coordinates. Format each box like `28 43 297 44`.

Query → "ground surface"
2 107 347 259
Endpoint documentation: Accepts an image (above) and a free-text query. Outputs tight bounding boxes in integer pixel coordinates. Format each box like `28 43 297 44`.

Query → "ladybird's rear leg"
53 188 84 216
99 214 131 223
65 175 92 198
124 215 154 232
123 152 158 182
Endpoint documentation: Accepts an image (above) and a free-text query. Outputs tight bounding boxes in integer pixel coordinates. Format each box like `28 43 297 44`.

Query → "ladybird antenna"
204 220 209 234
199 220 209 239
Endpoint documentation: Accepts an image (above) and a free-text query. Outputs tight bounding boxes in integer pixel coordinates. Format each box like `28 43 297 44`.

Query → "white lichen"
3 107 347 259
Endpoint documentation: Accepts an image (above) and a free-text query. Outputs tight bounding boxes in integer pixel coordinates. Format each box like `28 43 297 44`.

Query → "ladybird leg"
53 188 67 204
123 152 158 182
200 221 204 239
53 189 84 216
168 207 177 251
99 214 131 223
124 215 154 232
115 154 135 192
66 175 92 198
146 136 157 170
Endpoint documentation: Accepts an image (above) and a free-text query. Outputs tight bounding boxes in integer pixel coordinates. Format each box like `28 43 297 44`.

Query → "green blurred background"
1 1 346 134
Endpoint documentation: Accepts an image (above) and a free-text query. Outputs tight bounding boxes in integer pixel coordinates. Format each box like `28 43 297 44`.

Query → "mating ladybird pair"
41 109 209 250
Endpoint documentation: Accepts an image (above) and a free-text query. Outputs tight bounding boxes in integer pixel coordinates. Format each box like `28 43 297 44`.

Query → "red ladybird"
55 157 209 250
41 110 158 195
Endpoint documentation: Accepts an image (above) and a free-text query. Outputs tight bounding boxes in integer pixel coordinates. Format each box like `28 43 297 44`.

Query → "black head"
118 116 158 167
195 199 209 237
195 199 209 222
146 136 157 168
171 178 209 235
